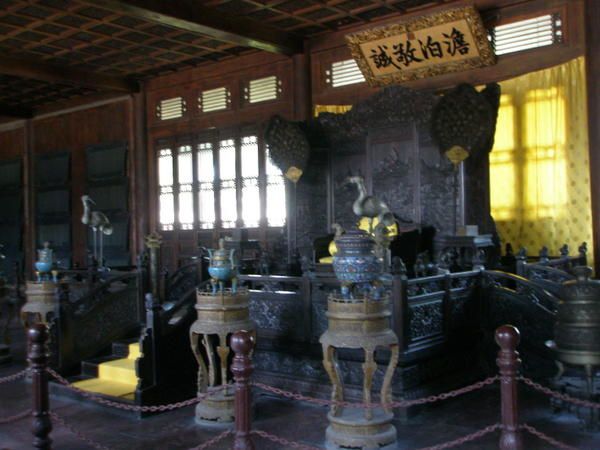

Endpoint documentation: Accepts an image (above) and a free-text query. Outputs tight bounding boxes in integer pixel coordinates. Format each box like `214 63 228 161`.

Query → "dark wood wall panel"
0 126 24 280
33 101 131 268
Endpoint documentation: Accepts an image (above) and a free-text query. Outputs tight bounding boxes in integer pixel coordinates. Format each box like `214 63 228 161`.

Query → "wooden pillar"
495 325 523 450
231 330 255 450
586 0 600 275
28 324 52 450
129 90 149 259
24 119 35 280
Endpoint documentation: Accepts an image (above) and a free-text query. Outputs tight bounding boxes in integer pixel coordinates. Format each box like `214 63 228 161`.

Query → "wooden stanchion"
496 325 523 450
28 323 52 450
231 330 255 450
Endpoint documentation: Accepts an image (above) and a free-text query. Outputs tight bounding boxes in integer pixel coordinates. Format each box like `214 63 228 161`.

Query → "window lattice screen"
245 76 281 103
490 14 562 56
326 59 365 88
156 96 186 120
199 87 230 112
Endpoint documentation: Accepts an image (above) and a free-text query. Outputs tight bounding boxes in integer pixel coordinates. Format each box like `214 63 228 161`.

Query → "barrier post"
28 324 52 450
231 330 255 450
495 325 523 450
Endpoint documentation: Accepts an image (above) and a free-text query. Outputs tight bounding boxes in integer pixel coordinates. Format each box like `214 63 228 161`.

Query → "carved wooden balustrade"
50 270 144 374
135 257 207 408
237 269 482 397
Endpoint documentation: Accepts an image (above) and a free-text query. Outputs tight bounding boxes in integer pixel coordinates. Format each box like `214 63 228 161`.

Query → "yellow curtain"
490 57 594 265
313 104 352 117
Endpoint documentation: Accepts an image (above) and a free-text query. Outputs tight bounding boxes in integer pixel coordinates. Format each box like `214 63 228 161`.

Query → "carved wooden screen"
35 152 71 268
369 125 420 224
85 142 129 267
330 137 368 229
0 158 22 279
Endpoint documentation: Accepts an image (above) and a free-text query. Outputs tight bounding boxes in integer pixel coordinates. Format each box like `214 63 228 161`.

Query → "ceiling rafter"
80 0 304 55
0 55 139 93
0 103 33 119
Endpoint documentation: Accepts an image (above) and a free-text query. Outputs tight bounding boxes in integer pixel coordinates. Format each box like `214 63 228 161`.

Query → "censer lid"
560 266 600 302
212 238 231 258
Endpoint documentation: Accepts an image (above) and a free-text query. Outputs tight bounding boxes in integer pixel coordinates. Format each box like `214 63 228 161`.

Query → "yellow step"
72 378 136 400
127 342 141 360
72 342 141 398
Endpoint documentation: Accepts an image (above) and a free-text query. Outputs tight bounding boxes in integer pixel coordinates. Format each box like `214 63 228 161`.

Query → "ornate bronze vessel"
207 238 238 294
332 229 382 299
547 266 600 397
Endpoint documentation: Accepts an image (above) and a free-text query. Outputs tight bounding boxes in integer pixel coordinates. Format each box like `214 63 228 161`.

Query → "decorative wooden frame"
345 6 496 86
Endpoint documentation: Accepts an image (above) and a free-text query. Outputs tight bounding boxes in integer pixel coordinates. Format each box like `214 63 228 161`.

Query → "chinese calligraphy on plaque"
346 7 495 86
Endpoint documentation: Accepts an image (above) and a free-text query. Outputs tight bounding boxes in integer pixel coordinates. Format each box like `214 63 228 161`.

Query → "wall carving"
409 301 444 340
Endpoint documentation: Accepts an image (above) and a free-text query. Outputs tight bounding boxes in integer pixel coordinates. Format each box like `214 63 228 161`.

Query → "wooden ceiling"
0 0 446 117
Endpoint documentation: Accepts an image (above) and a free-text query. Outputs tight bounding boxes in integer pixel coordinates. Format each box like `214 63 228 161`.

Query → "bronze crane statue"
81 195 113 268
346 176 395 230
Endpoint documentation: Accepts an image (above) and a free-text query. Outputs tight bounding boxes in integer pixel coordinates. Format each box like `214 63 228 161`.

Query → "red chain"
414 423 501 450
520 376 600 409
253 376 498 409
252 429 322 450
520 424 579 450
0 368 28 384
50 411 111 450
188 430 233 450
47 367 227 412
0 409 31 424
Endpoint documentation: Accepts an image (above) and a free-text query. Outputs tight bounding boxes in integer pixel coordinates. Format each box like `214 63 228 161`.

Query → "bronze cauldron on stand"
547 266 600 395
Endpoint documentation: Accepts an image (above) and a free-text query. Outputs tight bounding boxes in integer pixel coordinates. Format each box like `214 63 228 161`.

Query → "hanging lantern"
264 115 310 183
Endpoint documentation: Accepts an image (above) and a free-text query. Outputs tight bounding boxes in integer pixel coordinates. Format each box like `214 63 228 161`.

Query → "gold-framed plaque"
345 6 496 86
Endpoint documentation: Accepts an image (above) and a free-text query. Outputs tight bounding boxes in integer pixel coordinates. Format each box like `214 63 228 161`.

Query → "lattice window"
177 145 194 230
241 135 260 228
219 138 237 228
489 14 562 56
199 87 231 112
325 59 365 88
156 130 286 231
197 142 215 229
156 96 186 120
158 148 174 230
244 75 281 103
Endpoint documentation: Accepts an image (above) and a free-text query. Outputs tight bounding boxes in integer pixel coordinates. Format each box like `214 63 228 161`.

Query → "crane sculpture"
81 195 113 268
346 176 395 230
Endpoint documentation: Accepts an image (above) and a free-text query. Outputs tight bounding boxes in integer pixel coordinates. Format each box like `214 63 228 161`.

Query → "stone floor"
1 323 599 450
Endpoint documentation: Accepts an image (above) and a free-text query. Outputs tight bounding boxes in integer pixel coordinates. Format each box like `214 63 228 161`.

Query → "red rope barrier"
414 423 501 450
0 409 31 425
50 411 110 450
47 367 227 412
520 424 580 450
0 368 28 384
520 376 600 409
253 376 499 409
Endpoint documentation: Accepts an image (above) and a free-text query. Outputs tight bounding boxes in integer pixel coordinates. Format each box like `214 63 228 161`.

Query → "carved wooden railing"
515 243 587 277
136 259 206 407
395 270 481 356
480 270 559 374
54 270 143 374
237 270 480 360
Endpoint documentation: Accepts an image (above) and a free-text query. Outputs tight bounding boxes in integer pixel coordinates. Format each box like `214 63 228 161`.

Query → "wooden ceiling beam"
0 56 139 93
85 0 303 55
0 103 33 119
